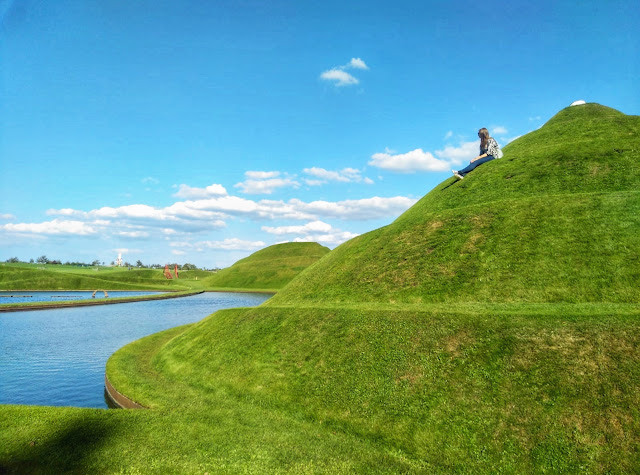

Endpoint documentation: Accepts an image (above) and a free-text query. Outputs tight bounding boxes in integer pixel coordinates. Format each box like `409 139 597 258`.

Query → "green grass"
2 103 640 473
0 242 329 294
203 242 330 290
4 303 639 473
0 263 204 291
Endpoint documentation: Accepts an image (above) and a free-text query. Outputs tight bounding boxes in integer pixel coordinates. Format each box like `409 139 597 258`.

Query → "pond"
0 291 271 408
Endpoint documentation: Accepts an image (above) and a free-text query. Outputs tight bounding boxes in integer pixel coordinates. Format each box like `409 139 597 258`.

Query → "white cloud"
320 69 359 87
48 208 76 216
348 58 369 70
0 219 98 236
47 203 227 232
234 177 300 195
0 213 15 220
47 193 416 225
263 220 359 246
262 220 333 235
320 57 369 87
369 148 452 173
303 179 325 187
173 183 228 199
180 195 415 221
303 167 373 185
290 196 417 220
142 177 160 185
293 231 359 246
29 191 415 255
434 141 479 165
444 131 454 140
234 171 299 195
116 231 150 238
491 126 508 135
171 250 186 256
173 238 266 251
245 171 280 179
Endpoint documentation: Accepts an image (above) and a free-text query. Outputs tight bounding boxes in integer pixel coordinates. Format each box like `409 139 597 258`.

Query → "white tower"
115 253 123 267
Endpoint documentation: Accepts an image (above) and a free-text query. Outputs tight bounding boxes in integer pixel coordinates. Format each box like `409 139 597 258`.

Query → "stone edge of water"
104 374 147 410
0 290 204 313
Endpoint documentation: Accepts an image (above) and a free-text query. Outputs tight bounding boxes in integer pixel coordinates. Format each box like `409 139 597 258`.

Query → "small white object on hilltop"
570 100 586 106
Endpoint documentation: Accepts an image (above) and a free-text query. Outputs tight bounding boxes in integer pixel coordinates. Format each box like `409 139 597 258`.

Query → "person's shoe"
452 170 464 180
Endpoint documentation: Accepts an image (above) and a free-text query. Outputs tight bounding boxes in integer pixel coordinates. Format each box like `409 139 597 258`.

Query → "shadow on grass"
0 412 114 474
440 179 458 191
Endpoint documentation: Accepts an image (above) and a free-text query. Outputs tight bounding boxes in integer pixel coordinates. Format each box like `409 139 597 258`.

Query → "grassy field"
1 104 639 473
0 242 329 295
0 263 208 291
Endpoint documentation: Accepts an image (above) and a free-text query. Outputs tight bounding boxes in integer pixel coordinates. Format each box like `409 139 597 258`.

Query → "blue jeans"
457 155 495 176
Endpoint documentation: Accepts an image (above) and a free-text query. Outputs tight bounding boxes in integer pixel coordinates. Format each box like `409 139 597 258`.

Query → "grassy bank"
3 302 639 472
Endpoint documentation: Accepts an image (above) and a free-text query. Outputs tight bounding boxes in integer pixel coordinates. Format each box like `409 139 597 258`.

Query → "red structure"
174 265 179 279
163 264 173 279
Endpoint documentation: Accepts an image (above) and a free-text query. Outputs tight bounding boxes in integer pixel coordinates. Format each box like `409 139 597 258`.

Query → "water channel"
0 292 271 408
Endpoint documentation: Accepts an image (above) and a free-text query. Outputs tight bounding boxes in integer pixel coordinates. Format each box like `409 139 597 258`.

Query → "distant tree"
29 259 34 264
36 255 49 264
136 260 144 268
181 263 198 270
91 260 100 266
5 257 20 263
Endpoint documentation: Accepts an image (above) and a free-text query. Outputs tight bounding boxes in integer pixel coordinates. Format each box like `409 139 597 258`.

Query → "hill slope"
203 241 330 290
269 103 640 305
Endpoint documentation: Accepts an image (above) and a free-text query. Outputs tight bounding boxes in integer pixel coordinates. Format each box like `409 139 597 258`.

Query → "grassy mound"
203 242 330 290
270 103 640 305
3 104 640 472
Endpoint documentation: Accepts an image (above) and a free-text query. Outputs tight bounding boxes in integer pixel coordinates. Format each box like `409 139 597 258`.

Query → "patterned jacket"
482 138 503 159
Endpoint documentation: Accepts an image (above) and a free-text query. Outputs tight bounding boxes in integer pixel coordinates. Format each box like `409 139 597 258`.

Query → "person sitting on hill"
452 128 503 179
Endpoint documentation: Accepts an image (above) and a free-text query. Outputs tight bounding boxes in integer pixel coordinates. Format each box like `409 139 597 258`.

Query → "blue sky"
1 0 638 268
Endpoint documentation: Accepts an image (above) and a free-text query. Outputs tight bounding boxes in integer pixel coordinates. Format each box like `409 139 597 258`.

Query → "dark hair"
478 128 490 150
